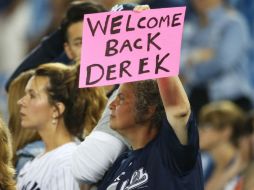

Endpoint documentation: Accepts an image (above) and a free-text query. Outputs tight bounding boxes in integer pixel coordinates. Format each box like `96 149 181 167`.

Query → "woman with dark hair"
17 63 106 189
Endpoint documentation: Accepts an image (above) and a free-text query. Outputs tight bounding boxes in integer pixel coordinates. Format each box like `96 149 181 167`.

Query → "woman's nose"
17 96 25 106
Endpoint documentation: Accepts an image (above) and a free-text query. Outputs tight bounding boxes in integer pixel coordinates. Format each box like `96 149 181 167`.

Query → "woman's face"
199 123 225 151
18 76 55 129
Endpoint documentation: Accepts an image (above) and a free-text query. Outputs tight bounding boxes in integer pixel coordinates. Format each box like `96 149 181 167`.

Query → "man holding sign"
80 5 203 190
98 78 203 190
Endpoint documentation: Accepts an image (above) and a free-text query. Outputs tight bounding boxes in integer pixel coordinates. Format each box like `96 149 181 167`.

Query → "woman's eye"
29 93 35 99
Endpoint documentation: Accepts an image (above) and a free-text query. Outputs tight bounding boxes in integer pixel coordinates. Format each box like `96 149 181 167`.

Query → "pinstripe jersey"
17 142 80 190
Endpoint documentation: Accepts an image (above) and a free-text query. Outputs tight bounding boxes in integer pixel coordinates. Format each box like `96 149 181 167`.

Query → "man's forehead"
119 83 131 91
119 84 135 96
68 21 83 33
67 21 83 39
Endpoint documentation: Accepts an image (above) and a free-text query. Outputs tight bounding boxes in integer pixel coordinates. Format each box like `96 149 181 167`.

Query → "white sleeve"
72 131 126 183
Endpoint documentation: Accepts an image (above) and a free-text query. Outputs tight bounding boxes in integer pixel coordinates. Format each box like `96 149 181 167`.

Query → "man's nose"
109 98 117 110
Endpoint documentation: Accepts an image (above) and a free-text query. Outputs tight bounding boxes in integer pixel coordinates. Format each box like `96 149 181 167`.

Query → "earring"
52 114 58 126
52 118 57 125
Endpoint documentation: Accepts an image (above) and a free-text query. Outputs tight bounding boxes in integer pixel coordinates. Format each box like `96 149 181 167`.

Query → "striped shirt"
17 142 80 190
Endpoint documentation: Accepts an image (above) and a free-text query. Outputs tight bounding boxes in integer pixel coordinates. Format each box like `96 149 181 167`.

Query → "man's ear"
64 42 74 60
146 106 156 120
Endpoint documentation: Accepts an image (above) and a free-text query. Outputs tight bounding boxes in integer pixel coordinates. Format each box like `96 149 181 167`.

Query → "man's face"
109 84 138 133
64 21 83 61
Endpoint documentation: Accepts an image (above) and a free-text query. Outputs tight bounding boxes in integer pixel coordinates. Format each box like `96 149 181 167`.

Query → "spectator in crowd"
0 116 16 190
16 63 105 189
181 0 253 115
8 70 44 176
198 101 250 190
96 75 203 189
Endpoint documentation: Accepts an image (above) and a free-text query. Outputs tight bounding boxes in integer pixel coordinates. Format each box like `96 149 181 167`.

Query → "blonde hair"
8 70 41 165
0 116 16 190
81 86 107 136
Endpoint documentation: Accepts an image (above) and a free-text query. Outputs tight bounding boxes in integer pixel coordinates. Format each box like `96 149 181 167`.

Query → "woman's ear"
53 102 65 118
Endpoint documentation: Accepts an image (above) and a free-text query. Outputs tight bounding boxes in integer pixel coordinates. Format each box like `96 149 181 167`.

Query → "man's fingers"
133 5 150 12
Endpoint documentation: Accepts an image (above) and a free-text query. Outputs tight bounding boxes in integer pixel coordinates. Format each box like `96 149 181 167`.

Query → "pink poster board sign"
79 7 186 88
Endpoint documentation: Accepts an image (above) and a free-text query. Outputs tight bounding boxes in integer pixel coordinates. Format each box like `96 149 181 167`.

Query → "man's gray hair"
130 80 166 128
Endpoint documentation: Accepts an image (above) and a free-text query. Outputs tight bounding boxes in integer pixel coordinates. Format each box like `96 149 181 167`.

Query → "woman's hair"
199 101 246 146
0 116 16 190
34 63 107 137
129 80 166 128
8 70 41 165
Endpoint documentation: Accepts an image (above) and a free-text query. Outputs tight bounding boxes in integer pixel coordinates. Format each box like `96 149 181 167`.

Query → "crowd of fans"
0 0 253 190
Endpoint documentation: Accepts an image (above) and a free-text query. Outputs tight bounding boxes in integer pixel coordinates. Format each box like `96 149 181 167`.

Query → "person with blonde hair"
17 63 106 189
0 116 16 190
8 70 43 176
